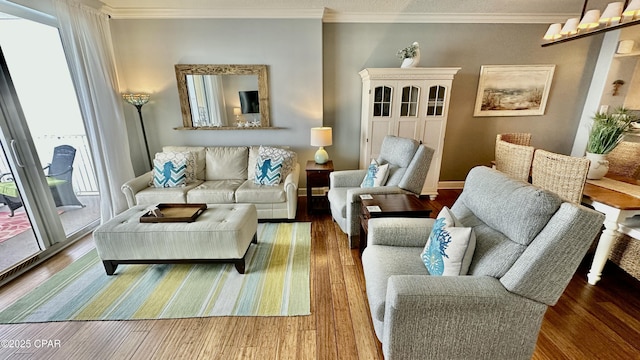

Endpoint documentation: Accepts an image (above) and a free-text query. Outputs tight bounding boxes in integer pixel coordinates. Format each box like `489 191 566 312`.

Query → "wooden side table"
360 193 433 252
306 160 334 214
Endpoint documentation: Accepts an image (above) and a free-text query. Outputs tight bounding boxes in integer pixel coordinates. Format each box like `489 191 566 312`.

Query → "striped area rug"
0 222 311 323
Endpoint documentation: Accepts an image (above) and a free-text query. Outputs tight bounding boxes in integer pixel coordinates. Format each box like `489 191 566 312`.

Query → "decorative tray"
140 203 207 223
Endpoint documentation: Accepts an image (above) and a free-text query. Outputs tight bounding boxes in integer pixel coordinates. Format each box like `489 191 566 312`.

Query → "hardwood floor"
0 190 639 359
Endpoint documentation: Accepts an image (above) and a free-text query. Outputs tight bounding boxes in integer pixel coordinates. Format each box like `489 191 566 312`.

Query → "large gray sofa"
362 166 604 360
121 145 299 219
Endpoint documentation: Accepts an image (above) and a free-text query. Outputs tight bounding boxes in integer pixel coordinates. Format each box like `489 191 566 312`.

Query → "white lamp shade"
233 107 241 116
560 18 580 35
623 0 640 18
578 9 601 29
600 2 624 24
543 23 562 40
310 127 332 147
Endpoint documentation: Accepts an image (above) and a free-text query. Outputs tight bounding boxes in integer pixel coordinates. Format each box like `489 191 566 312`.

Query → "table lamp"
310 127 332 164
233 107 242 125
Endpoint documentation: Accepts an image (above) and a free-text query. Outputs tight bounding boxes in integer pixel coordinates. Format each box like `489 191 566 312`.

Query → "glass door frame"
0 2 100 283
0 47 66 250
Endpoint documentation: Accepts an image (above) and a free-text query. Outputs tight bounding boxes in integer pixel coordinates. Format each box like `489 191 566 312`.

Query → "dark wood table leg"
103 260 118 275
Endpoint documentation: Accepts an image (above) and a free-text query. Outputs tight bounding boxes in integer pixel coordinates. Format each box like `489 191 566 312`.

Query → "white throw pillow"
254 156 283 185
421 207 476 276
361 159 389 188
154 151 196 183
153 158 187 188
258 146 297 180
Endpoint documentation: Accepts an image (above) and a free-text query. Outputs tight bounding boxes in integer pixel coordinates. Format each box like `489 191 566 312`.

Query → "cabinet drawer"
307 171 331 185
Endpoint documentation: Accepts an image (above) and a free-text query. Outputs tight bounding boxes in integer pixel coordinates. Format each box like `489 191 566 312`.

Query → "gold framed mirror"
174 64 270 129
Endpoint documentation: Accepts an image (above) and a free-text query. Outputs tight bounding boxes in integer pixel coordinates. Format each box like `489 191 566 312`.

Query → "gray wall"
111 19 323 176
324 23 603 180
6 0 618 186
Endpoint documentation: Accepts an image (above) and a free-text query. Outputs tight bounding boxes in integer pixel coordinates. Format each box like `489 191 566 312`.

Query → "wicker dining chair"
494 139 535 182
496 133 532 146
531 149 590 204
606 141 640 179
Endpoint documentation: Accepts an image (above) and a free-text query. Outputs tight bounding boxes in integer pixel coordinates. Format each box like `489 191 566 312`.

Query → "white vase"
400 49 420 68
586 152 609 180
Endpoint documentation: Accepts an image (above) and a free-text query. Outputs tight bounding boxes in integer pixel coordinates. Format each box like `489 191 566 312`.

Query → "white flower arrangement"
396 42 419 59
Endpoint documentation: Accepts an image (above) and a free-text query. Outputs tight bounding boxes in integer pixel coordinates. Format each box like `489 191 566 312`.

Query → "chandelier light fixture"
542 0 640 47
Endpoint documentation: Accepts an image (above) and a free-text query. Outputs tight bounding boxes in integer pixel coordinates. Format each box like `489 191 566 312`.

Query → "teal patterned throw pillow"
421 207 476 276
254 156 283 185
153 158 187 188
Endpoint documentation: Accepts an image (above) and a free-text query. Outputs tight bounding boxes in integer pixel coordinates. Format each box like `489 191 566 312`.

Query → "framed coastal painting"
473 65 555 117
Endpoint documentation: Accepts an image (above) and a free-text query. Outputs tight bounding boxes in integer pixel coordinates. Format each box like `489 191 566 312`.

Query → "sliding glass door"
0 11 100 277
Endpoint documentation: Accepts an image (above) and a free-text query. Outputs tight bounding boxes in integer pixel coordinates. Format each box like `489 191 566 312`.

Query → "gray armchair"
361 166 604 360
327 135 435 248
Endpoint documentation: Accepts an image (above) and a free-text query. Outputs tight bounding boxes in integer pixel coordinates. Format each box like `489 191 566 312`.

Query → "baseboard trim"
438 181 465 190
300 181 465 196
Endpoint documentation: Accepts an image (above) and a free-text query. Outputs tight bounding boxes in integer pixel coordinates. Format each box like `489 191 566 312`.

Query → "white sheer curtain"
185 75 228 127
205 75 228 127
52 0 134 222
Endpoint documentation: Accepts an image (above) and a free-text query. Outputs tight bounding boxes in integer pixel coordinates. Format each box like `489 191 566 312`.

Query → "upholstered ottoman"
93 204 258 275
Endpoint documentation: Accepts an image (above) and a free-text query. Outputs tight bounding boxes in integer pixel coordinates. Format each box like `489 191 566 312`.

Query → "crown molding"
102 6 326 20
101 6 575 24
101 5 577 24
322 12 577 24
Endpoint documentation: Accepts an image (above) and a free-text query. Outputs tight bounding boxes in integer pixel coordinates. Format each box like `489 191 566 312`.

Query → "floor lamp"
122 93 152 168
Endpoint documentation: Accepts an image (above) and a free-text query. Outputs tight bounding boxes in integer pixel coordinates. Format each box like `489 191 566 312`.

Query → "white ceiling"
98 0 615 22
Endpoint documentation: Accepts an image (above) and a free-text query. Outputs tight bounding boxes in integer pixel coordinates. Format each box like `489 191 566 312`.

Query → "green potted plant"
585 107 637 179
396 42 420 68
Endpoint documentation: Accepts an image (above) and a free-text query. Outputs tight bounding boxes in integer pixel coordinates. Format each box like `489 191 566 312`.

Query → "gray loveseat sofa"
362 166 604 360
121 145 299 219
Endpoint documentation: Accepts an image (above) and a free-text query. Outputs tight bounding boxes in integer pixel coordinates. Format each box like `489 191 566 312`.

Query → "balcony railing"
0 135 99 195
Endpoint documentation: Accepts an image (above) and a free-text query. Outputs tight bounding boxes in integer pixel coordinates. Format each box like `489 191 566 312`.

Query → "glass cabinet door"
426 85 447 116
400 86 420 117
373 86 392 117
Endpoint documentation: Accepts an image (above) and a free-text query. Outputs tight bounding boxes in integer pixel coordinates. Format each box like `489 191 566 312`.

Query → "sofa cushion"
421 207 476 276
456 167 562 246
377 136 419 186
247 146 261 180
327 187 348 218
236 180 287 203
135 181 202 204
362 245 428 322
186 180 244 203
452 202 528 277
152 158 187 188
205 147 249 180
254 156 283 185
163 146 206 180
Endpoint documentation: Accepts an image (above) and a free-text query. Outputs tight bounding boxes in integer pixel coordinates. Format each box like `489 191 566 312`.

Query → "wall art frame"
473 65 555 117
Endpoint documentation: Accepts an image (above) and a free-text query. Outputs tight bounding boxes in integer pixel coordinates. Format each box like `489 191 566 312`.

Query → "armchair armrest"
367 217 434 247
330 169 367 188
120 171 152 208
346 186 404 204
283 163 300 219
47 167 72 178
284 162 300 191
382 275 546 360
